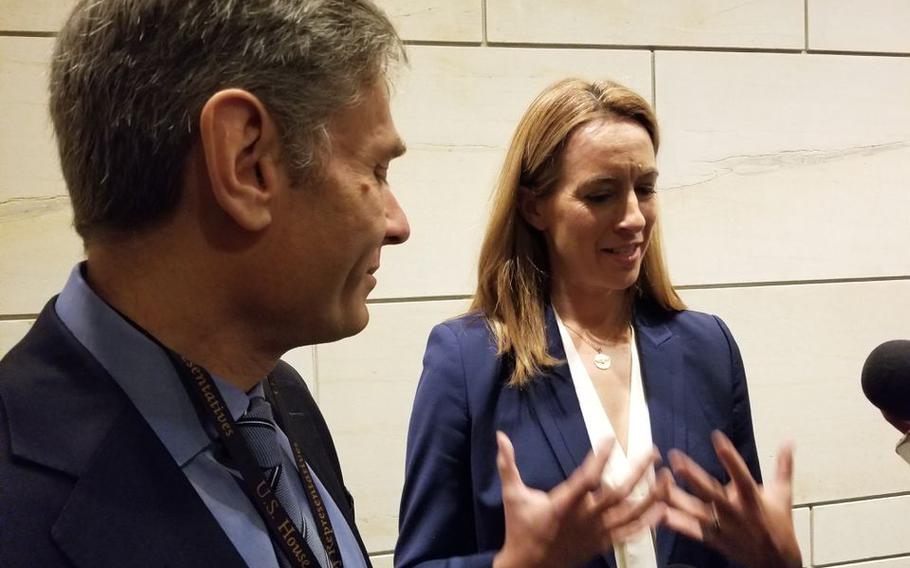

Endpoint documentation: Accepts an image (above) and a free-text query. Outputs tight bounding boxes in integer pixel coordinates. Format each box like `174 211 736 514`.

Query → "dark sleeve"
713 316 762 484
395 323 497 568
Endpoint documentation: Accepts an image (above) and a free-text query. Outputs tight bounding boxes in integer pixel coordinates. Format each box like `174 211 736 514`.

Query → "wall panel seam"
0 314 39 322
813 552 910 568
481 0 487 46
798 490 910 508
0 31 57 37
804 0 810 53
361 275 910 306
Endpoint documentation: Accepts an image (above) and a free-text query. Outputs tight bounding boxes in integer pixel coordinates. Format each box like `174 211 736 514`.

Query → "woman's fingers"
668 448 726 504
661 506 705 541
607 508 666 545
656 469 712 523
616 448 659 495
599 497 667 547
603 484 661 528
550 436 615 516
711 431 760 510
775 442 795 505
495 431 525 496
591 448 658 513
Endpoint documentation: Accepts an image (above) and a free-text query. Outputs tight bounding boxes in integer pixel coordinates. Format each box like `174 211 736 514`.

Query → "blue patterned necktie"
236 395 331 568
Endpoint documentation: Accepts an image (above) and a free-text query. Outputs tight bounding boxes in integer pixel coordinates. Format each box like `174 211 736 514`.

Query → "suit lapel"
268 364 372 566
2 301 245 568
634 303 684 566
52 409 246 568
267 367 351 522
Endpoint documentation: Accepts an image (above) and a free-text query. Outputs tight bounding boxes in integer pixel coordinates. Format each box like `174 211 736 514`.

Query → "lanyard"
166 351 344 568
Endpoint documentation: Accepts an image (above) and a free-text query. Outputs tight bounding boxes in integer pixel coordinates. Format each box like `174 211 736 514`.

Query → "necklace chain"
562 322 630 371
563 322 606 353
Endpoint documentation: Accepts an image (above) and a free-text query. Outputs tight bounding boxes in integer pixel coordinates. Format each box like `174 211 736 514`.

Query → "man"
0 1 409 566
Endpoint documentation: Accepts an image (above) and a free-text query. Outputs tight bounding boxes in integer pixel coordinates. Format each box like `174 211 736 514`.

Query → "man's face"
263 80 409 346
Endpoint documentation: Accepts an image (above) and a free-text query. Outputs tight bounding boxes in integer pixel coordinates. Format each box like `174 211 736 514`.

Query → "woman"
396 79 780 568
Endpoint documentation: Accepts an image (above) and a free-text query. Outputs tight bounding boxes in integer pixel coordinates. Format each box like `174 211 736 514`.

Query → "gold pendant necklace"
592 352 612 370
564 323 612 370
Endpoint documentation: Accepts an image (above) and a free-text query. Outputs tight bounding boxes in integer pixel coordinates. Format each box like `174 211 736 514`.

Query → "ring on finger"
709 502 721 533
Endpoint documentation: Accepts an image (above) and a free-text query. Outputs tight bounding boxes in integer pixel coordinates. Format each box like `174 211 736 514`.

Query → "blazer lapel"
526 306 593 479
634 303 684 566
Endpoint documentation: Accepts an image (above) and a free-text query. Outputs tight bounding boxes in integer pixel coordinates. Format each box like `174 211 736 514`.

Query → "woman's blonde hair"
470 78 685 388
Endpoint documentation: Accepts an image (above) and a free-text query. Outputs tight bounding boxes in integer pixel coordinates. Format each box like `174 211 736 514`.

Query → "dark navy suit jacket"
396 301 760 568
0 299 369 568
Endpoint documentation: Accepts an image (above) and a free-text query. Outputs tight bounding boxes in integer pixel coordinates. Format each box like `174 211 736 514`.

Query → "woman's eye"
636 185 656 197
585 193 610 203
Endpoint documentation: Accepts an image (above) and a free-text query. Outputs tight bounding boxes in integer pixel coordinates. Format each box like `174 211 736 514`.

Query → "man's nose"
383 189 410 245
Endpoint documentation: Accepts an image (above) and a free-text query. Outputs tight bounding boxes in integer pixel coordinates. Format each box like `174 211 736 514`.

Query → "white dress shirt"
555 310 658 568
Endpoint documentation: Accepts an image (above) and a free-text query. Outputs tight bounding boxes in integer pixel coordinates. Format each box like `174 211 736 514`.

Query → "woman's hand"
658 431 802 568
493 431 665 568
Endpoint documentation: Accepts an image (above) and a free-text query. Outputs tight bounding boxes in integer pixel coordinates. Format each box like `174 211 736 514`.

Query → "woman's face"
523 117 658 295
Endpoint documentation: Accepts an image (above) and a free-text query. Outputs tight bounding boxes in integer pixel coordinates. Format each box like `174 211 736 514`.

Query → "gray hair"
50 0 405 242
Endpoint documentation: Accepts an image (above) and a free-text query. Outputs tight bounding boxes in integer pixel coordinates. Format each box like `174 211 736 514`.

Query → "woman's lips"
602 243 642 264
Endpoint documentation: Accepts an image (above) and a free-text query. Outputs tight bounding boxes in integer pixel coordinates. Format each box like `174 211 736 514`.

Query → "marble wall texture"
2 1 909 565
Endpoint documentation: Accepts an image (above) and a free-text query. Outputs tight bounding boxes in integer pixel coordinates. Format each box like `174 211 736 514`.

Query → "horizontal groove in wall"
0 314 38 322
403 41 910 59
676 274 910 291
0 30 57 37
367 294 471 305
807 48 910 58
797 489 910 509
487 42 804 54
4 276 906 315
364 275 910 305
816 552 910 568
403 39 481 48
0 35 906 59
398 42 910 60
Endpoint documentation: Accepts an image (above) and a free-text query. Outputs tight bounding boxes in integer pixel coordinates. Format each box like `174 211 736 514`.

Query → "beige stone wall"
2 1 909 565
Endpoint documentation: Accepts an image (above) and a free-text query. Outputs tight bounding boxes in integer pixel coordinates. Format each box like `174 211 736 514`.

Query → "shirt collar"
55 263 256 466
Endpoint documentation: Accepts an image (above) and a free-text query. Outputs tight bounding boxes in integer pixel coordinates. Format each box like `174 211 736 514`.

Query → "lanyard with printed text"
166 351 344 568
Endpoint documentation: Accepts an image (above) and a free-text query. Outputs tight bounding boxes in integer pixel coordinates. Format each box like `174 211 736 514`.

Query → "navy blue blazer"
396 301 760 568
0 299 369 568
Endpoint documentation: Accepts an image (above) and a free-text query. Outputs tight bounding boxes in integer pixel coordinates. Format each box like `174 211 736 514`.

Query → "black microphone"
861 339 910 421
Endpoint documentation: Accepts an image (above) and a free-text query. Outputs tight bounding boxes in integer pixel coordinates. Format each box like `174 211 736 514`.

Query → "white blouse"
554 310 658 568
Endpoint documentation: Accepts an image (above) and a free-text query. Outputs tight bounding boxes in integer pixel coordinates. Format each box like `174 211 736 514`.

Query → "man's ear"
518 186 547 231
198 89 282 232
